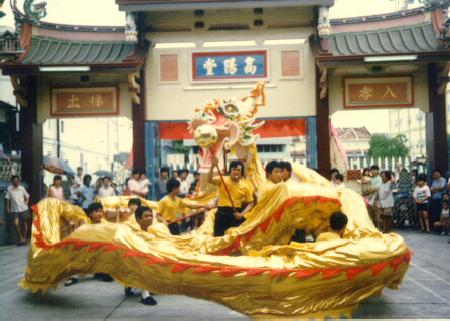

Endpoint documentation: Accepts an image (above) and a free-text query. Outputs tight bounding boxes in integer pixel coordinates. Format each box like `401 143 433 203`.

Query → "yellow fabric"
316 231 341 242
257 179 277 200
22 165 410 318
157 195 187 222
213 176 253 208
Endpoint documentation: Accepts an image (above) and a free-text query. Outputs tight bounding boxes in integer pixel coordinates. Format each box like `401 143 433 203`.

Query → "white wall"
145 28 316 121
0 75 15 106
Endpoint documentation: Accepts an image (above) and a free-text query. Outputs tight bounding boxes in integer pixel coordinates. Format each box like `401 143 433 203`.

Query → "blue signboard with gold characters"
192 50 267 81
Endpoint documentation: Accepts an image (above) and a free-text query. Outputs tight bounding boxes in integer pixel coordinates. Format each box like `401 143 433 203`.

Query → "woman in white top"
413 174 431 233
48 175 65 201
377 171 396 233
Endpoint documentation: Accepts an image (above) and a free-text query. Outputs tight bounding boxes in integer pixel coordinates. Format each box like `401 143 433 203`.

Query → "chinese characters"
195 52 266 80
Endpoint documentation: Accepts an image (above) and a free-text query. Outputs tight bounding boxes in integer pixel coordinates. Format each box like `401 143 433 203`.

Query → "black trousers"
214 206 245 237
168 222 180 235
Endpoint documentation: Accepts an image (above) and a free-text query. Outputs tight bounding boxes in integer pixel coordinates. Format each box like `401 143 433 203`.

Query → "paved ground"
0 229 449 320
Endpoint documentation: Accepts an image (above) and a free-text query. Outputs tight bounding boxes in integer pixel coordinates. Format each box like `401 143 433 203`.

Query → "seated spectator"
316 212 348 242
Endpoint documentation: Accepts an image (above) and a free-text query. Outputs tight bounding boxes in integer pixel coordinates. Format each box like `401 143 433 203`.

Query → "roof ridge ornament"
125 12 138 43
318 6 332 39
23 0 47 25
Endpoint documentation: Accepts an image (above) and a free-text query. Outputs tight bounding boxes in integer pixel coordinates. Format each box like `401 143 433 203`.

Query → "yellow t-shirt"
257 180 276 201
213 176 253 208
157 195 187 222
316 231 341 242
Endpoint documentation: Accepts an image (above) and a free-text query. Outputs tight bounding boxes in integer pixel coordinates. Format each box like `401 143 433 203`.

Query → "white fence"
347 156 413 171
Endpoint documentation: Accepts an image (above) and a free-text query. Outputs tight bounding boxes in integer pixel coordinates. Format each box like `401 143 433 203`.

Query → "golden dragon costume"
22 83 410 318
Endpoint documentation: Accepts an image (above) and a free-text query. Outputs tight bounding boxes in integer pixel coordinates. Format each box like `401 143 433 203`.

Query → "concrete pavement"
0 229 449 320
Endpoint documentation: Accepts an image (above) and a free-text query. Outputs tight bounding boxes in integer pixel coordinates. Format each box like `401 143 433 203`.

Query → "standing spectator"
97 177 116 198
413 174 431 233
74 167 84 187
360 168 371 201
430 170 446 229
127 170 145 197
329 168 339 187
78 175 95 211
172 170 179 180
377 171 396 233
365 165 382 228
189 171 201 195
334 173 346 191
178 169 190 198
5 176 30 246
394 163 402 183
61 176 73 202
48 175 65 201
440 201 449 235
140 173 151 199
155 167 169 200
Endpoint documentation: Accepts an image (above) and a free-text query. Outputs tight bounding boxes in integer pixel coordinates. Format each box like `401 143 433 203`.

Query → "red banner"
159 119 307 140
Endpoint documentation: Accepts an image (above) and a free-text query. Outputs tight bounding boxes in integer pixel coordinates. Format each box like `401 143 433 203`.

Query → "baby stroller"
393 170 417 227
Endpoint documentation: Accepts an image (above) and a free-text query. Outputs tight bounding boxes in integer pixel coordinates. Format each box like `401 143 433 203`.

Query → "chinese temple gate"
2 0 450 201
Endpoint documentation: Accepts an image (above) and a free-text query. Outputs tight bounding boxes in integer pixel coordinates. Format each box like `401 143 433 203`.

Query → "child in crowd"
440 201 449 236
140 173 151 198
48 175 65 201
316 211 348 242
124 206 157 306
413 174 431 233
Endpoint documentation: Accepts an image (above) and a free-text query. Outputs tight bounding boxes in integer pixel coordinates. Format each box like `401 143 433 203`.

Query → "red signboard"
344 76 413 109
51 87 119 117
159 119 307 140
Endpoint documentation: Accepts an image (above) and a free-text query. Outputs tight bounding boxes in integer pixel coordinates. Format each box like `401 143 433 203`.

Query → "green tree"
172 140 190 154
368 134 409 158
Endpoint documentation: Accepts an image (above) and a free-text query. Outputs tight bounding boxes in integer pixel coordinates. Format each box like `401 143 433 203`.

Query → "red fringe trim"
30 199 411 282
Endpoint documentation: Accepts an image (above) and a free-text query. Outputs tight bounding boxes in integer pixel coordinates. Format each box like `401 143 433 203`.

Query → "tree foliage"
171 140 190 154
368 134 409 158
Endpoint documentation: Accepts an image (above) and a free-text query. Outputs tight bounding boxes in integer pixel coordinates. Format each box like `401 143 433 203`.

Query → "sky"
0 0 423 133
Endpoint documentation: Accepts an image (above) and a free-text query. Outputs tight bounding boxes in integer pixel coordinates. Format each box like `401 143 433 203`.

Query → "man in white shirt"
128 170 145 197
377 171 396 233
97 177 116 198
5 176 30 246
74 167 84 188
178 169 190 197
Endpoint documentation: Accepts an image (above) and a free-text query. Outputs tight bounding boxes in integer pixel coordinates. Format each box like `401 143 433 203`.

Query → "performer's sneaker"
64 277 78 287
124 287 134 297
140 296 157 305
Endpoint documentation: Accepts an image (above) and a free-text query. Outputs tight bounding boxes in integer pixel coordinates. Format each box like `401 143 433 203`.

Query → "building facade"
2 0 450 201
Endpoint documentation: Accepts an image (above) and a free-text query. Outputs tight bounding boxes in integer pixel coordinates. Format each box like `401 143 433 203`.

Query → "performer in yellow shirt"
257 161 282 201
316 211 348 242
208 157 254 237
279 161 292 182
158 178 206 235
